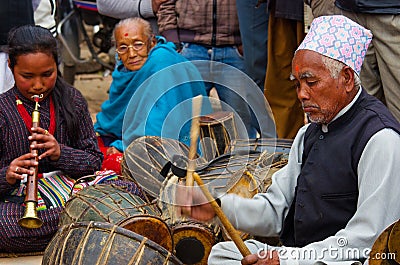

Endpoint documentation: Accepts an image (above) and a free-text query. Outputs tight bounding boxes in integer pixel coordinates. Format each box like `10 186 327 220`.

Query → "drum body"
59 184 173 251
228 138 293 192
199 111 238 161
196 152 264 198
228 138 293 155
172 220 217 265
159 176 220 265
42 221 182 265
370 219 400 265
158 152 265 264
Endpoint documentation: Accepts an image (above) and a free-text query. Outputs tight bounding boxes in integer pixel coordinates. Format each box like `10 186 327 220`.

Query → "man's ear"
341 66 355 93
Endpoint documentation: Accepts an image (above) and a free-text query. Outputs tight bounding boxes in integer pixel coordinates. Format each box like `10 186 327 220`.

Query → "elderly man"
184 15 400 265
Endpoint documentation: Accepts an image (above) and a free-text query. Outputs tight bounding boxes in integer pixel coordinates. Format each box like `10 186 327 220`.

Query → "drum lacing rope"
127 237 147 265
97 224 118 264
106 200 160 217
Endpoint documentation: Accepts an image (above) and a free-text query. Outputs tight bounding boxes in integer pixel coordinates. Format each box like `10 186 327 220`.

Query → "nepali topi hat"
296 15 372 76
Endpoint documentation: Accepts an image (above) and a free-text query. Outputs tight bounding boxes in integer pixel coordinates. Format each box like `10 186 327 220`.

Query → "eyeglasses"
116 41 146 54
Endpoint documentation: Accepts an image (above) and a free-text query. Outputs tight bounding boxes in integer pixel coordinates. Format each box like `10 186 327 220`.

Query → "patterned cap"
296 15 372 76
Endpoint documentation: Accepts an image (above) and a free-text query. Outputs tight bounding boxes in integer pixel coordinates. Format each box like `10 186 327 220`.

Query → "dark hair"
8 25 79 140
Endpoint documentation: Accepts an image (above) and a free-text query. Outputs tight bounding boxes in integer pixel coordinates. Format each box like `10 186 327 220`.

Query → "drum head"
172 222 216 265
370 220 400 265
388 220 400 264
117 215 174 252
42 221 182 265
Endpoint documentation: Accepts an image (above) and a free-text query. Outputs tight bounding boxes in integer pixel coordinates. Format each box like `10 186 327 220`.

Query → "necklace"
15 95 56 135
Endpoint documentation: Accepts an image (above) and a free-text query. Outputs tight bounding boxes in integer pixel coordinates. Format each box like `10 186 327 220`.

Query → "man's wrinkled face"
291 50 349 124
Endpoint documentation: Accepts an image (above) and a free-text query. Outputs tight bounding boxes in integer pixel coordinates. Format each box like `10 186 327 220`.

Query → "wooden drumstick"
180 95 203 217
183 95 251 257
186 95 203 187
192 171 251 257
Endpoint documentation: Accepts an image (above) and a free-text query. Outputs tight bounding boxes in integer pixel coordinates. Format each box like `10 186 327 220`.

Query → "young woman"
0 25 104 253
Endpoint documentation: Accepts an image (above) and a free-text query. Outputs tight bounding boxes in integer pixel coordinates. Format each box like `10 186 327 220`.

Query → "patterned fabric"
8 170 119 210
296 15 372 76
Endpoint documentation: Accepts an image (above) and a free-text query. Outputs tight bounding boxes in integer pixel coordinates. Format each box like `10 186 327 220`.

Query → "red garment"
97 136 123 175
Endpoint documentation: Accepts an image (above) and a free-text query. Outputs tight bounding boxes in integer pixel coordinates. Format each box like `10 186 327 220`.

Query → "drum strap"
160 161 172 178
159 150 263 178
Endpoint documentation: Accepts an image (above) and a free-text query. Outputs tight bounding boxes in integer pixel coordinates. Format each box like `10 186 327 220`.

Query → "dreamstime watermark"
256 237 397 261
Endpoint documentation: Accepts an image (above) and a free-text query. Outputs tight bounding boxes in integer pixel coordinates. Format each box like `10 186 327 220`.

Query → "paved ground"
74 71 112 122
0 255 42 265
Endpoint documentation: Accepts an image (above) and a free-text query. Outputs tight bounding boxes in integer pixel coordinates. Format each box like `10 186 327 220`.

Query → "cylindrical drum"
172 220 217 265
59 183 173 251
199 111 238 161
42 221 182 265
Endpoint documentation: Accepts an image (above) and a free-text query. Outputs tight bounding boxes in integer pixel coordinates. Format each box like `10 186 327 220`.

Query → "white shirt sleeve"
221 128 400 265
97 0 155 19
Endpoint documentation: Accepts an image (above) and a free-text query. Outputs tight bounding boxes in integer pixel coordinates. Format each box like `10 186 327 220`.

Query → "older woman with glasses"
94 17 210 174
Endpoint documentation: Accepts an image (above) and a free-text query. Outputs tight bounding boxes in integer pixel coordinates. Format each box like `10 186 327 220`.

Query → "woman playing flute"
0 24 106 253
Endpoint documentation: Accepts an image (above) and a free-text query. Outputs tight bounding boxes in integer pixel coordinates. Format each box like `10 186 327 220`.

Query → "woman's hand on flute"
6 153 38 185
29 127 61 161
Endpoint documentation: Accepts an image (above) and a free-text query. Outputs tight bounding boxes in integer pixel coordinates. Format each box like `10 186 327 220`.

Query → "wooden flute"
18 94 44 229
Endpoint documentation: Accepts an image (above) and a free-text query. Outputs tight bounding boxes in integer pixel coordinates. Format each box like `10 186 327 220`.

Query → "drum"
195 151 266 198
228 138 293 155
42 221 182 265
228 138 292 192
59 184 173 251
172 220 217 265
121 136 206 199
158 151 266 264
388 220 400 264
158 175 220 265
199 111 238 161
370 219 400 265
162 142 292 238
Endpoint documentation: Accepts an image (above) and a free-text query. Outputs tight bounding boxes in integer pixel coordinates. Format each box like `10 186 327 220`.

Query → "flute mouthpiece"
31 94 43 102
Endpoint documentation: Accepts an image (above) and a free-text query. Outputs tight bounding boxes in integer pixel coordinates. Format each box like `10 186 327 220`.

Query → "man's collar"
321 87 362 133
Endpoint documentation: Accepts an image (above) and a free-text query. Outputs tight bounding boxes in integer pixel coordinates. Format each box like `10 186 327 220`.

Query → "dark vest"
280 89 400 247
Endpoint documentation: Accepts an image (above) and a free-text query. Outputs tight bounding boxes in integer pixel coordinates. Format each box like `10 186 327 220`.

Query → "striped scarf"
9 170 119 211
